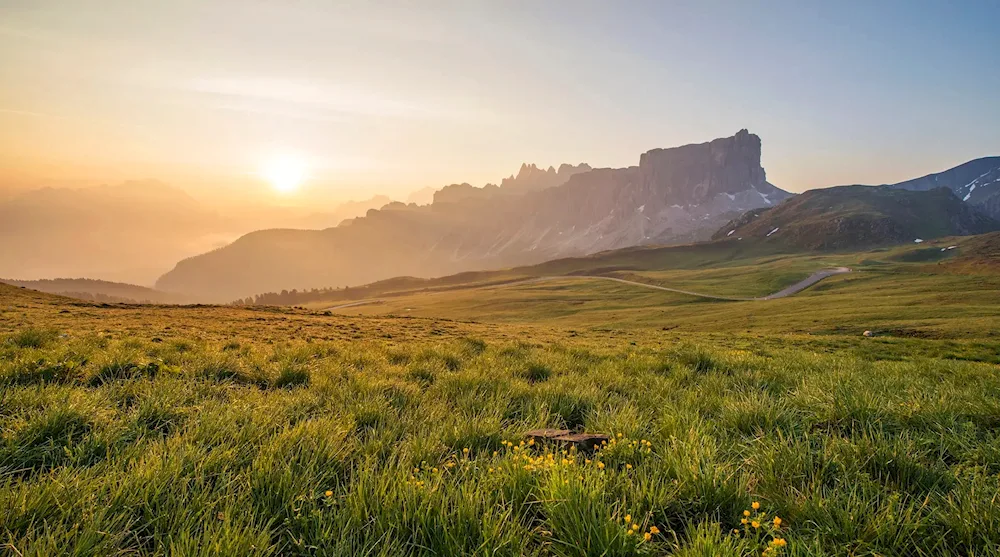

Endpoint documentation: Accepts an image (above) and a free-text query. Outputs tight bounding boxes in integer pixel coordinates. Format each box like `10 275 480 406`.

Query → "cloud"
0 108 57 119
183 76 468 122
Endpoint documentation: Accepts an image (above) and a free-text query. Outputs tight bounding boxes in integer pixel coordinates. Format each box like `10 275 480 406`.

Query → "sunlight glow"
261 154 307 194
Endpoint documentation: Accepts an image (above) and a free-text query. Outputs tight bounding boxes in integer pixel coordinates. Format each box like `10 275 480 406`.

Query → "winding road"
322 299 385 310
528 267 852 301
321 267 851 310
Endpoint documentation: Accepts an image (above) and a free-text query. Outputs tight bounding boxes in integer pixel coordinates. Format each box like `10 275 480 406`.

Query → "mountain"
888 157 1000 218
498 162 592 194
296 195 393 229
0 278 188 304
157 130 790 301
713 186 999 249
432 162 593 204
0 180 230 285
406 186 438 206
0 181 398 284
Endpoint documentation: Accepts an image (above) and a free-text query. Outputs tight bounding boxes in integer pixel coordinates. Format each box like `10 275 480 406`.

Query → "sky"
1 0 998 204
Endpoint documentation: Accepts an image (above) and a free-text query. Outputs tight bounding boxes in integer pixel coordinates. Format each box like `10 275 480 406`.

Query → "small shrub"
4 356 84 385
198 353 263 386
88 358 162 386
521 363 553 384
442 354 462 372
460 337 488 355
1 405 92 476
406 365 436 386
674 344 721 373
273 365 310 388
133 399 186 436
387 350 411 365
5 328 59 349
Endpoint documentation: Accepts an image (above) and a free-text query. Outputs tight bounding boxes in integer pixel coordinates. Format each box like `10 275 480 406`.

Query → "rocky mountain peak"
638 129 768 206
156 131 791 300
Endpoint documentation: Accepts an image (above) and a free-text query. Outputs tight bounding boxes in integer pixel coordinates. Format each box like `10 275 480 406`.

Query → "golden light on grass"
261 153 307 194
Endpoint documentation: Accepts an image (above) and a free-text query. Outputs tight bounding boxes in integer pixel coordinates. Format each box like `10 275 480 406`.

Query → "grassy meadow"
326 237 1000 342
3 234 1000 556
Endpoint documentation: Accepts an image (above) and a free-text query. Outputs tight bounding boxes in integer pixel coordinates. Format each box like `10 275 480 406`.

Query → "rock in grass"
524 428 571 442
523 429 610 452
551 433 611 451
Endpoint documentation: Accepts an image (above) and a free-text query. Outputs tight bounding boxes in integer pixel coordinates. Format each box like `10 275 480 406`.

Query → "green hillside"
712 186 999 249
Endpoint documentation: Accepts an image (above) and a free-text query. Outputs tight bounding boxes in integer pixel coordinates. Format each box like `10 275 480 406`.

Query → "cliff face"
639 129 768 205
157 130 789 301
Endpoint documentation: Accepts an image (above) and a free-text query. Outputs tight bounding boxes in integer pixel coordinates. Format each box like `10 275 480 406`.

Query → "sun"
261 154 307 194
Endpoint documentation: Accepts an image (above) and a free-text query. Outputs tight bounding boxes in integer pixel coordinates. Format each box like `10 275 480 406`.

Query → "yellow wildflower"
741 518 748 525
743 510 751 517
624 514 632 523
751 521 760 529
643 532 651 541
626 530 634 536
324 490 333 497
773 538 787 547
625 463 633 470
597 461 605 470
773 516 782 527
528 439 535 445
752 501 760 510
649 526 660 535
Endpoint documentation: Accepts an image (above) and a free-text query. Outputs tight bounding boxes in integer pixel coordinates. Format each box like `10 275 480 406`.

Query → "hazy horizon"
3 1 999 205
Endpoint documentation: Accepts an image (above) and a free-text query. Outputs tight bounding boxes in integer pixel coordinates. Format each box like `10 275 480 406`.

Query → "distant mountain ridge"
432 162 592 204
0 182 397 284
157 130 791 301
713 186 999 249
714 156 1000 249
888 157 1000 219
0 278 188 304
